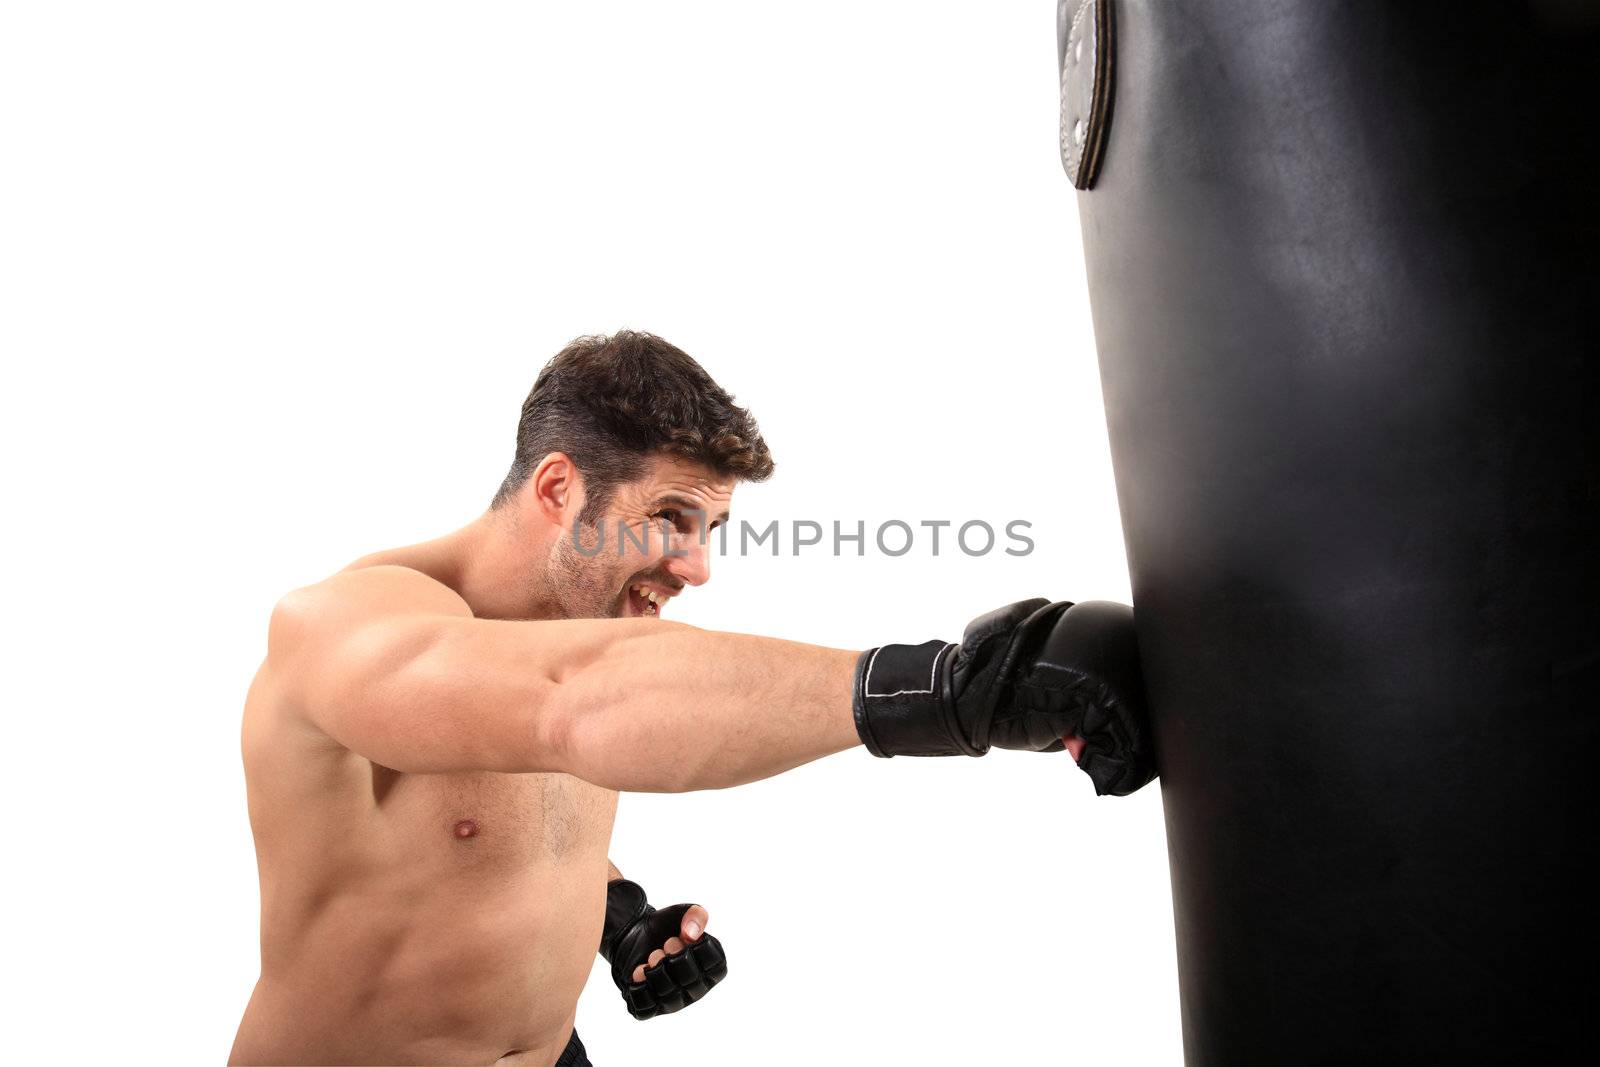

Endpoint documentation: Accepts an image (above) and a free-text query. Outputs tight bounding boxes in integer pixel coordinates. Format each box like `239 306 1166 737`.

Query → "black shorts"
554 1028 591 1067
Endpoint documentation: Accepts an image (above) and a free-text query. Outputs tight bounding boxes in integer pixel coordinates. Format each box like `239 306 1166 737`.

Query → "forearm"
550 621 860 792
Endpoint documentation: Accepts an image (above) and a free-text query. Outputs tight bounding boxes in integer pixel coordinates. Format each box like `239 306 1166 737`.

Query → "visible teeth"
631 584 668 611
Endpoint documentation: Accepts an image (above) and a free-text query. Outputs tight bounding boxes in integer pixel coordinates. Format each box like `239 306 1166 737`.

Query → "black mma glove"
599 879 727 1020
852 599 1156 795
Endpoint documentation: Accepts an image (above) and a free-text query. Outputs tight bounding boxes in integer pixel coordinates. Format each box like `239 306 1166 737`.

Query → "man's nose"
664 536 712 587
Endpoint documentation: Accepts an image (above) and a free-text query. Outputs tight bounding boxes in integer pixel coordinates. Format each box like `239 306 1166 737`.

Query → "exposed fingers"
626 907 713 993
1063 733 1087 762
682 904 709 942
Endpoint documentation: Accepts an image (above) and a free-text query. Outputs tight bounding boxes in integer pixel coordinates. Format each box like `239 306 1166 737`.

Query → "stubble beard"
545 522 622 620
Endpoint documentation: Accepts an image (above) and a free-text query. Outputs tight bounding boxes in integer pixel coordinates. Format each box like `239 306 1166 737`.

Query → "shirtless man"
230 331 1155 1066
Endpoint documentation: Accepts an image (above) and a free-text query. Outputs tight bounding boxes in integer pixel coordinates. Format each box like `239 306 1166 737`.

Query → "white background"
1 2 1178 1063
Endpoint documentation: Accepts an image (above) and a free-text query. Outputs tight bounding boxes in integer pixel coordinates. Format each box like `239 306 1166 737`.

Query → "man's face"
545 454 733 620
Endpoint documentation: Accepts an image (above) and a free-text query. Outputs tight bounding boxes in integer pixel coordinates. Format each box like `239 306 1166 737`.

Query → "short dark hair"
492 331 774 521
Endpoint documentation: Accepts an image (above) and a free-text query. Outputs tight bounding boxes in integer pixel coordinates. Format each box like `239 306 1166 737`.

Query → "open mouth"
626 583 672 618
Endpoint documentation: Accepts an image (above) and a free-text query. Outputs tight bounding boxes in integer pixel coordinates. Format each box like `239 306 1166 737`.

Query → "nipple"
453 819 479 839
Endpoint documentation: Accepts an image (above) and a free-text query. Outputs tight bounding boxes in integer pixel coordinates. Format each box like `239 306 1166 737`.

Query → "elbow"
544 693 706 793
537 674 672 791
520 622 700 788
529 677 578 775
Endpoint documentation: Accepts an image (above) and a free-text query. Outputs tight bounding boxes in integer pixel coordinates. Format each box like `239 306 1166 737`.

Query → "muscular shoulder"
268 565 471 668
253 565 473 751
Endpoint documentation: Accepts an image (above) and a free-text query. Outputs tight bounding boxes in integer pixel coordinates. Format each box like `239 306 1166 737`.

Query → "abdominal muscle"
231 712 620 1067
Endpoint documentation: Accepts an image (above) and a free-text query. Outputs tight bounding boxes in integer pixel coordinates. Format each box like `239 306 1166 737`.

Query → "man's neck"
432 511 558 621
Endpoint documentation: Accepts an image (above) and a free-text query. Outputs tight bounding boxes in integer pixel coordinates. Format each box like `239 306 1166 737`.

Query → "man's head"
492 331 773 620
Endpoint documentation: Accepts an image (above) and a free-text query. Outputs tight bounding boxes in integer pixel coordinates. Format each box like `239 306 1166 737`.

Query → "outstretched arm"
269 565 1147 795
269 564 857 791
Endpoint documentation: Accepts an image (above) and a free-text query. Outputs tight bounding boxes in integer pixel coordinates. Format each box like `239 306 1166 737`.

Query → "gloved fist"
852 599 1156 795
599 879 727 1020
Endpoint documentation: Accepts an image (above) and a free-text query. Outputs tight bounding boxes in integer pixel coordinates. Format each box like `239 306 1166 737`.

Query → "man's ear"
528 452 585 525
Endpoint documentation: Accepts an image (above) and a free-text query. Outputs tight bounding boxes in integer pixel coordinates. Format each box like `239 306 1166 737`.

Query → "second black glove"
599 879 728 1020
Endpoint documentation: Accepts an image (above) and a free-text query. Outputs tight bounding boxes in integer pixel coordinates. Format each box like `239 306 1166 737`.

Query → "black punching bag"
1061 1 1599 1061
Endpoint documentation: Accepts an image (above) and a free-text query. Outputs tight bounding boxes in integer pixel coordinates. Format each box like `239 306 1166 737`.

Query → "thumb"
681 904 709 943
1062 733 1087 763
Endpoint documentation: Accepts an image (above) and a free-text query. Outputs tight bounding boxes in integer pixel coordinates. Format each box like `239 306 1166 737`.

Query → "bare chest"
370 763 619 875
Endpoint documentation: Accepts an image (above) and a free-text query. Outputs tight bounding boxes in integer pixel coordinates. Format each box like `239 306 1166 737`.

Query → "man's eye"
656 509 685 529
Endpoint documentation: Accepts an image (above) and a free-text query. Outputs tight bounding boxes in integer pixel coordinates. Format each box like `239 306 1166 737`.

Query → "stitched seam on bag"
1061 1 1089 173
